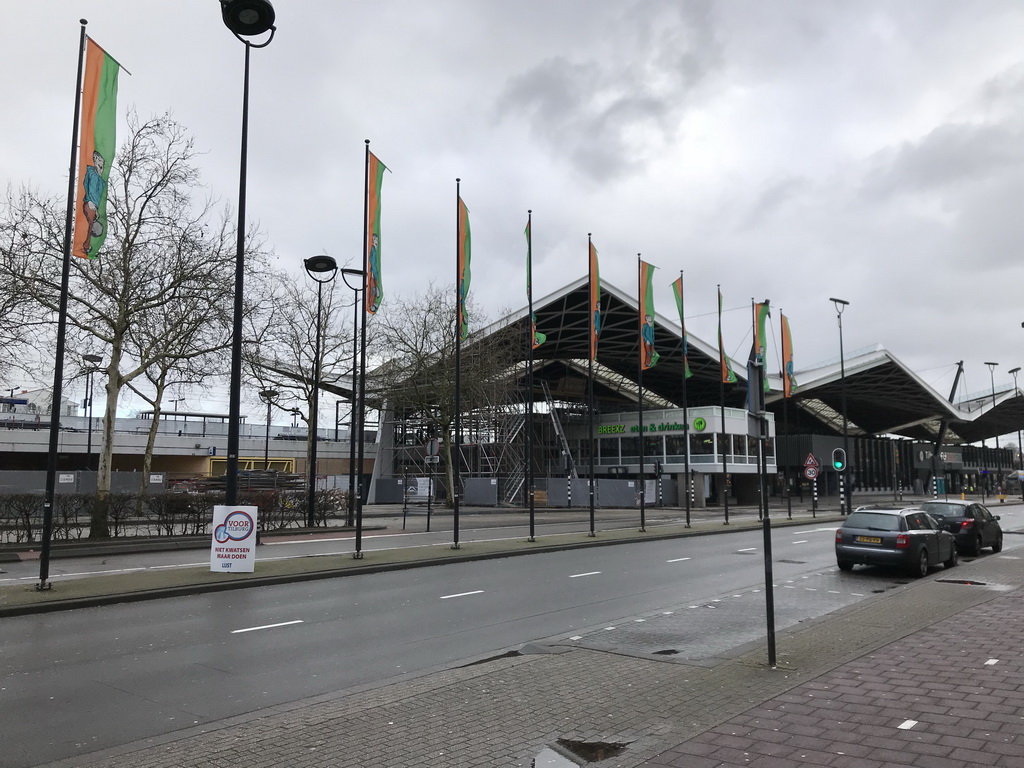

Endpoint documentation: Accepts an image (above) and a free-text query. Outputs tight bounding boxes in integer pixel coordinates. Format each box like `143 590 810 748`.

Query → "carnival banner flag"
670 276 693 379
526 218 546 349
365 151 388 314
458 196 472 340
639 260 659 371
781 312 797 398
73 38 120 259
718 287 737 384
750 300 771 394
589 240 601 361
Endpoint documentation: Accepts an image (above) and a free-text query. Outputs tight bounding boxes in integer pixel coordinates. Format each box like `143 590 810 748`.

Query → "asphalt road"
5 509 1023 767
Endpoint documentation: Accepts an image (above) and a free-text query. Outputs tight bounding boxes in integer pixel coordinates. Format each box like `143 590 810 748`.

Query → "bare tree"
371 283 521 504
244 265 354 485
0 111 264 537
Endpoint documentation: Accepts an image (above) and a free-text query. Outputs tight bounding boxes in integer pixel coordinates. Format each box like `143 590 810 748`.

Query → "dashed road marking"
440 590 484 599
232 620 304 634
569 571 602 578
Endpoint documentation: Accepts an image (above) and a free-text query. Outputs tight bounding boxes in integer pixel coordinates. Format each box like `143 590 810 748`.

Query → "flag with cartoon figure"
73 38 120 259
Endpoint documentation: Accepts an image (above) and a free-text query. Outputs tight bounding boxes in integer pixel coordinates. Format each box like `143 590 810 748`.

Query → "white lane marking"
634 618 646 623
851 593 865 597
440 590 484 599
569 635 582 641
999 556 1021 560
666 557 691 563
795 528 841 534
737 547 757 552
805 588 818 592
897 720 918 730
569 571 601 578
792 540 809 544
985 659 999 666
604 626 616 631
232 620 304 634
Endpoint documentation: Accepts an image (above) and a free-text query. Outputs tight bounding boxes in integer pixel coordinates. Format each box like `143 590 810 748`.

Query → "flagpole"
352 140 372 558
750 298 763 522
526 210 536 541
39 19 89 591
587 234 596 537
637 255 646 532
678 271 691 527
718 285 729 525
453 179 462 550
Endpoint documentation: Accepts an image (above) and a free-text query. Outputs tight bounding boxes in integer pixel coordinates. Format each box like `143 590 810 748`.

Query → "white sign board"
210 505 258 573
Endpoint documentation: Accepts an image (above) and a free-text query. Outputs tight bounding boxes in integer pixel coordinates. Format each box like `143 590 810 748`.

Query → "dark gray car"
919 500 1003 556
835 506 958 577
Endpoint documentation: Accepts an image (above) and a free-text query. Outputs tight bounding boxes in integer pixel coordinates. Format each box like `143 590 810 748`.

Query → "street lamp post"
1010 367 1023 500
83 354 102 472
221 0 276 508
829 297 851 515
304 255 338 528
340 267 364 528
259 389 278 471
985 361 1001 498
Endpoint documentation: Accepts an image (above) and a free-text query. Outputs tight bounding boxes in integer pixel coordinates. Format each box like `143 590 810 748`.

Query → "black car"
835 506 958 577
919 500 1003 556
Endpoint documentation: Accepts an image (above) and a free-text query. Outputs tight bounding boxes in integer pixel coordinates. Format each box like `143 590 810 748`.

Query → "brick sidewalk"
39 551 1024 767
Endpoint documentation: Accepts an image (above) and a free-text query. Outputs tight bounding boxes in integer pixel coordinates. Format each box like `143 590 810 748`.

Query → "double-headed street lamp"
221 0 276 507
340 267 364 528
259 388 278 471
829 297 851 515
83 354 103 471
304 255 338 527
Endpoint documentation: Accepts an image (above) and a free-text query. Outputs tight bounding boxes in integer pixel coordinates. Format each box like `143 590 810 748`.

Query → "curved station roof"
473 276 1024 445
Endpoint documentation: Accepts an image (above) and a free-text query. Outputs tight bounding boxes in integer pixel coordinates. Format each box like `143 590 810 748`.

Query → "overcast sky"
5 1 1024 419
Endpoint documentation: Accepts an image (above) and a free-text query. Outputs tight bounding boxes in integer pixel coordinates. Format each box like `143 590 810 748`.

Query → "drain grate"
653 649 680 655
777 559 807 564
936 578 987 586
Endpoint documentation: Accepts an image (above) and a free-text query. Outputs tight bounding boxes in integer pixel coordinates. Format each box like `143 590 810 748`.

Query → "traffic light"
832 448 847 472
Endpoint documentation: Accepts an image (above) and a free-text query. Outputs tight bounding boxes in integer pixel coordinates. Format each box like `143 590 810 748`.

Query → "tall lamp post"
221 0 276 507
829 297 850 515
340 267 364 528
304 255 338 527
985 361 1001 496
1010 367 1023 499
259 389 278 471
83 354 102 471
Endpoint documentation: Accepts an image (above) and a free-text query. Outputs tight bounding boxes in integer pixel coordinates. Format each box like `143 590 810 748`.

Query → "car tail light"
835 529 843 543
896 533 910 549
960 520 974 530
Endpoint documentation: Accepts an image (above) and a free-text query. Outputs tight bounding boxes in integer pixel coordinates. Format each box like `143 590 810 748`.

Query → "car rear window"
920 503 964 518
844 511 902 531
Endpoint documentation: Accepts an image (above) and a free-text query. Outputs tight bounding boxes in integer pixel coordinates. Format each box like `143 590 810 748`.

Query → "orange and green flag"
670 275 693 379
526 218 546 349
458 196 472 340
639 260 659 371
718 287 737 384
365 150 387 314
781 312 797 398
752 300 771 394
73 38 120 260
589 239 601 361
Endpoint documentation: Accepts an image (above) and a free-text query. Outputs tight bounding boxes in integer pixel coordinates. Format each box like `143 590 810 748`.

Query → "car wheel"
837 560 854 572
909 548 929 578
992 533 1003 553
944 544 959 569
972 535 983 557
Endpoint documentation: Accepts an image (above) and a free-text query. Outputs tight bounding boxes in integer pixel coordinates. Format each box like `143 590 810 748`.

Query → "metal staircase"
541 379 577 479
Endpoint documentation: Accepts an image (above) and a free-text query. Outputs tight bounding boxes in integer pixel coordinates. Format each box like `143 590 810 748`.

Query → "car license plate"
856 536 882 544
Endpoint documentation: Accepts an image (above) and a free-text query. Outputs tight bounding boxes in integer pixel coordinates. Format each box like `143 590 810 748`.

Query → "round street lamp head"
259 389 279 402
304 254 338 281
221 0 276 37
83 354 103 365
